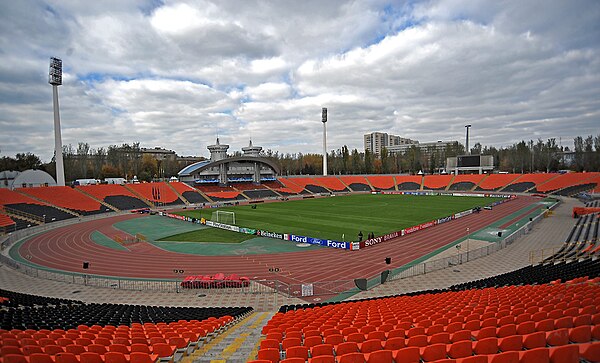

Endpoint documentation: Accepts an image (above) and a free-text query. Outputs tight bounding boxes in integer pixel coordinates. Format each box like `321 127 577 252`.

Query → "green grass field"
171 194 502 242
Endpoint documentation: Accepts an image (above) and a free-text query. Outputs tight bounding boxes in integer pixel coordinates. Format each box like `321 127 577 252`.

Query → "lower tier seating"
260 279 599 363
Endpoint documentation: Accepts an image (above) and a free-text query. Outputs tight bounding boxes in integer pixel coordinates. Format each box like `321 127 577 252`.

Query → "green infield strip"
113 215 204 240
90 231 129 251
152 237 323 255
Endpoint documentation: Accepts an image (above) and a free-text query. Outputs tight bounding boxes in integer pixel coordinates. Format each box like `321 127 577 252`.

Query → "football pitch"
172 194 503 242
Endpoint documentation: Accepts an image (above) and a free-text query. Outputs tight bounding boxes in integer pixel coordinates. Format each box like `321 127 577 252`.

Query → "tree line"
266 135 600 175
1 134 598 182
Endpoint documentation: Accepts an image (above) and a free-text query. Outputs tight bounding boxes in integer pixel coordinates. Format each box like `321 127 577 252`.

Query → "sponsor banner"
287 234 349 249
257 230 284 239
452 192 476 197
240 227 256 235
363 236 383 247
485 193 513 199
351 242 360 251
403 220 436 236
383 231 401 241
436 215 454 225
205 220 240 232
454 209 474 219
165 213 186 221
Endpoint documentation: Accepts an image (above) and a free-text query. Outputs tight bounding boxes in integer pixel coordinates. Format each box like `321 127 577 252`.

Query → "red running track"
18 196 541 289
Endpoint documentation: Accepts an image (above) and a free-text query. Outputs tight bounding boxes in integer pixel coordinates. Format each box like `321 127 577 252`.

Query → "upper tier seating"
365 176 395 190
0 189 75 222
19 187 108 215
126 183 183 206
277 179 309 194
77 185 148 210
395 176 422 191
312 177 350 192
476 174 521 191
338 176 371 192
448 174 486 191
502 174 557 193
423 175 453 190
536 172 600 194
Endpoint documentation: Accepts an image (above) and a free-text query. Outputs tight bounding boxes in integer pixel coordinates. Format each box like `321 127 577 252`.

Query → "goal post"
212 210 236 225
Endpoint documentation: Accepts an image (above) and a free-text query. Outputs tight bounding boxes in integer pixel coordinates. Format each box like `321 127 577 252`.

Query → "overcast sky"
0 0 599 162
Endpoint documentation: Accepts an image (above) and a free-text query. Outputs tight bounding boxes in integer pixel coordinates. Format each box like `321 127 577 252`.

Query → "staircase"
186 311 276 363
122 185 155 208
74 187 120 212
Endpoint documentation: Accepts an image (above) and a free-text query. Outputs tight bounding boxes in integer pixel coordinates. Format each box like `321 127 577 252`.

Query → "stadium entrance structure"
177 139 280 186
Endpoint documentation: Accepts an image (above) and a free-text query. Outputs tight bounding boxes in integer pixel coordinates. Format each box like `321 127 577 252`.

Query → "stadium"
1 170 600 362
2 2 600 363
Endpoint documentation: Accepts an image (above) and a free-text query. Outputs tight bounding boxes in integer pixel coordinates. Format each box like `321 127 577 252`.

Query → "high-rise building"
364 132 416 156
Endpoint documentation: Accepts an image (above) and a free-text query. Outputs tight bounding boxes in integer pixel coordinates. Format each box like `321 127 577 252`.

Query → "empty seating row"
253 343 598 363
0 288 251 331
19 187 107 215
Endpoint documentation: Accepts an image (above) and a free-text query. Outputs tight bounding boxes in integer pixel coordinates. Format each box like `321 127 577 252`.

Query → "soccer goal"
211 210 236 225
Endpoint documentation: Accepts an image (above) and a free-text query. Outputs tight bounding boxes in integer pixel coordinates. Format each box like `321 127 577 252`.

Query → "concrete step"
185 311 276 363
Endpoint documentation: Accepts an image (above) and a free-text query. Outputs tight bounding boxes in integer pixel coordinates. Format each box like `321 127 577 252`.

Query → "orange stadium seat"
365 176 395 190
448 174 486 191
18 186 103 213
536 172 600 193
395 175 422 191
312 176 349 192
338 176 372 192
476 174 521 191
422 175 453 190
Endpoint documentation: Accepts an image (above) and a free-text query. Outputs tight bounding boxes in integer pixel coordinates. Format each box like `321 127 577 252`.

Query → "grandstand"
535 172 600 196
476 174 521 192
168 181 209 204
395 175 423 191
18 186 109 216
423 175 453 190
338 176 371 192
365 176 395 191
448 174 486 191
502 174 557 193
1 172 600 362
0 210 16 233
126 182 183 206
77 184 149 211
312 177 350 193
0 188 75 222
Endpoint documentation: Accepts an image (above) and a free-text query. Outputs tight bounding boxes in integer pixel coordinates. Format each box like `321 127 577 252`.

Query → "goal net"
211 210 236 225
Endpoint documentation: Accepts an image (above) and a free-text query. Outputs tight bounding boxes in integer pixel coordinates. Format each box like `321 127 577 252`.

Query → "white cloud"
0 0 598 163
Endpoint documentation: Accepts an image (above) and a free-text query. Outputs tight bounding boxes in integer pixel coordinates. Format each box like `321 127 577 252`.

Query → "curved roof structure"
178 156 280 177
10 169 56 189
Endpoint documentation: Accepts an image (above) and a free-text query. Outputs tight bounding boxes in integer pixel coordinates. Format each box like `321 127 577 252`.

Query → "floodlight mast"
465 124 472 155
49 57 65 186
322 107 327 176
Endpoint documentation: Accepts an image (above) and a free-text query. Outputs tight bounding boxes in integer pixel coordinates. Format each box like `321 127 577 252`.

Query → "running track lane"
18 196 541 288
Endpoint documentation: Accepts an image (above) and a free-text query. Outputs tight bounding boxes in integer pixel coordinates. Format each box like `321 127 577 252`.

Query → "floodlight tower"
465 124 472 155
322 107 328 176
49 57 65 186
